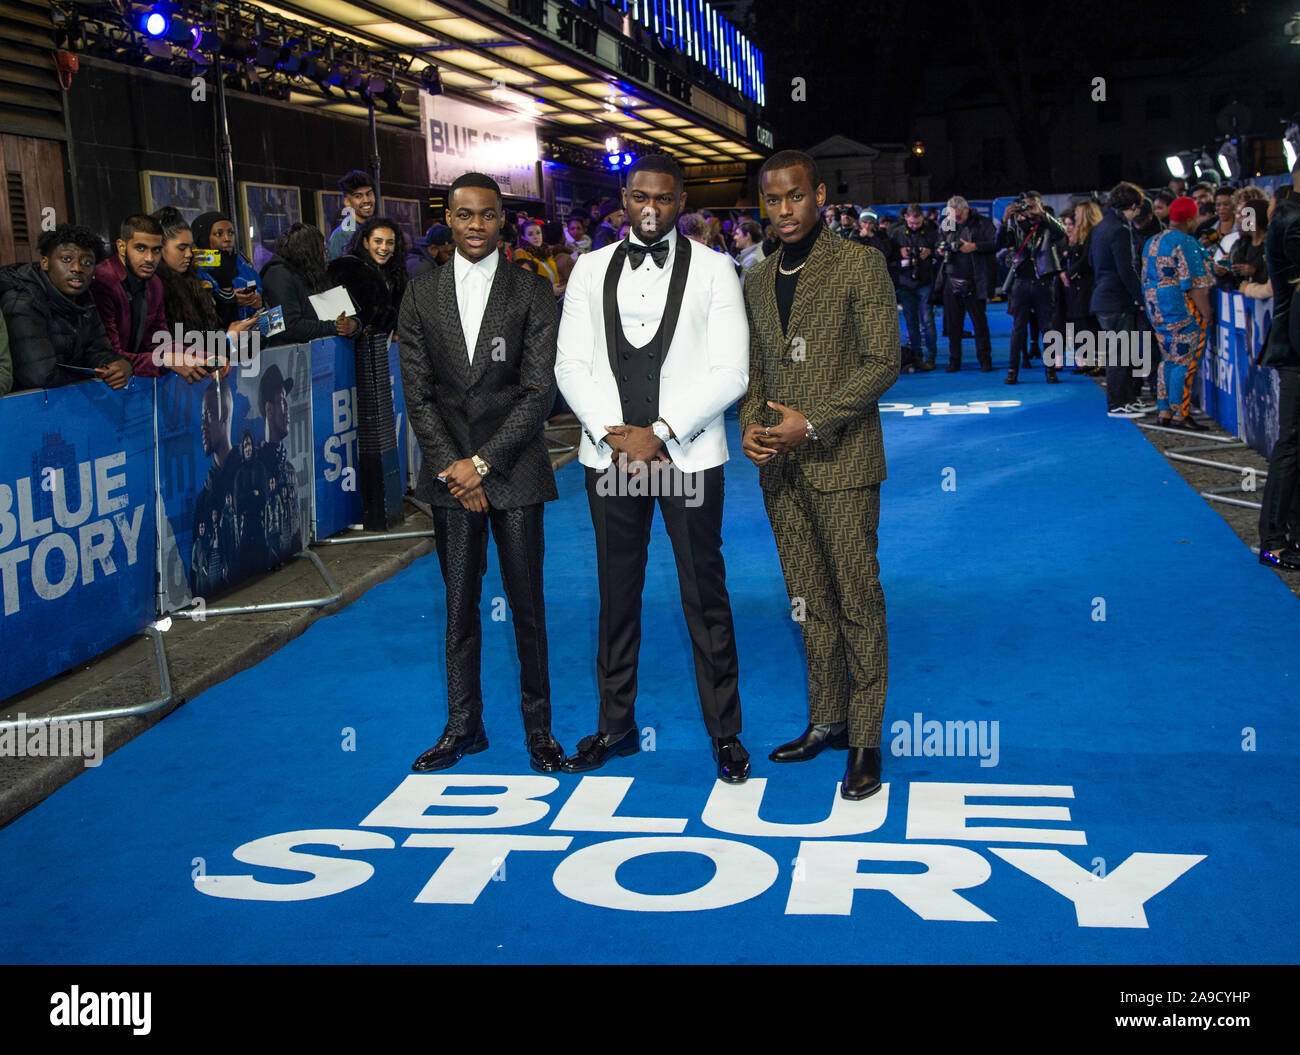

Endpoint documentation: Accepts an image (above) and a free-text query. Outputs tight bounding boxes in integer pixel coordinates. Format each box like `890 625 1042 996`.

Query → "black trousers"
1097 311 1138 409
584 463 742 740
430 501 550 739
942 286 991 368
1259 366 1300 550
1008 275 1056 377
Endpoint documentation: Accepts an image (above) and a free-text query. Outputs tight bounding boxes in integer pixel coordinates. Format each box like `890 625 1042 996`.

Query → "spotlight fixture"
1164 153 1192 179
138 3 195 47
1217 138 1239 181
378 80 404 115
220 30 256 62
1284 121 1299 170
1193 150 1220 182
190 25 223 52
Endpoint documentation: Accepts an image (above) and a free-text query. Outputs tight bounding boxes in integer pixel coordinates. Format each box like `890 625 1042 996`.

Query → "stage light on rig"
138 4 194 46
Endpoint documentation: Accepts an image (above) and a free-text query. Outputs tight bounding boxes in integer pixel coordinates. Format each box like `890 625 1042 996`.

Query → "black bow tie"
627 238 669 270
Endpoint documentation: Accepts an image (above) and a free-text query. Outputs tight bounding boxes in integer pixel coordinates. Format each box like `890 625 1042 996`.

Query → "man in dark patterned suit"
740 149 900 800
396 172 566 775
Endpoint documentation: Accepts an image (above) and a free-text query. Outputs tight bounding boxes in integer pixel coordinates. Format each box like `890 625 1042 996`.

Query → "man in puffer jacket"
0 224 130 392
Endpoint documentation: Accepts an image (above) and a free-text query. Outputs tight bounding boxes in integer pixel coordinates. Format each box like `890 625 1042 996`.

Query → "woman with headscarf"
191 211 262 328
325 216 409 332
152 206 255 382
260 223 359 346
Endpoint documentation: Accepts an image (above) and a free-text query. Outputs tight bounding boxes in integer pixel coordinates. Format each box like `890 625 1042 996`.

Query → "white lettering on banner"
195 777 1205 926
421 93 539 199
324 387 359 483
0 450 146 616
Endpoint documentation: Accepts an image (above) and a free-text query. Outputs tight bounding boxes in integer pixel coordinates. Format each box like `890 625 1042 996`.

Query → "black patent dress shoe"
840 746 882 800
712 736 750 784
1045 367 1059 383
412 726 488 772
945 362 961 372
769 722 848 763
561 727 639 773
527 733 567 773
1176 413 1209 431
1260 546 1300 572
1004 371 1018 385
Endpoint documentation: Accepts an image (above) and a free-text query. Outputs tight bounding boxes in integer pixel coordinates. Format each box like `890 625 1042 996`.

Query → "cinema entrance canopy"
243 0 769 195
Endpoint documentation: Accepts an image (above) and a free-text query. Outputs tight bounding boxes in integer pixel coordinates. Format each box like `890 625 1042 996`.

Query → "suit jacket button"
623 353 630 360
621 374 629 381
645 396 653 403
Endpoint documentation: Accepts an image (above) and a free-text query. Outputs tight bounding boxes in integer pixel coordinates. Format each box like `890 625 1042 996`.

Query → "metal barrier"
175 548 341 618
315 494 438 546
0 625 173 729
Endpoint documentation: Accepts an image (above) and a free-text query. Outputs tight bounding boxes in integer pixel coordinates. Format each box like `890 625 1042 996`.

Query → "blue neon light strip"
588 0 762 101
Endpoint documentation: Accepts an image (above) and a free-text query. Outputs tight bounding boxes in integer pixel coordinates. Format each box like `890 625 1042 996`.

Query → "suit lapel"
755 256 781 349
436 259 471 378
466 255 511 387
602 241 630 376
658 233 691 371
784 227 834 341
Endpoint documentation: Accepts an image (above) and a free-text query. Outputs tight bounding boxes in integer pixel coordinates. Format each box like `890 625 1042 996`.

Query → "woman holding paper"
260 223 360 346
326 216 410 333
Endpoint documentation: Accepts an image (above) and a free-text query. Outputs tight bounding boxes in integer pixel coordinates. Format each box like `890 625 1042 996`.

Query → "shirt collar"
453 247 500 283
628 227 675 249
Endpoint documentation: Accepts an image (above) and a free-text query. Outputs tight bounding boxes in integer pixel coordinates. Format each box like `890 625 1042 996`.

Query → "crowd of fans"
0 159 1296 574
0 164 1293 427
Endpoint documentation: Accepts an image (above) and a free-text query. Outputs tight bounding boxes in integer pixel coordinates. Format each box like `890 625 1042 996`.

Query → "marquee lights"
601 0 765 105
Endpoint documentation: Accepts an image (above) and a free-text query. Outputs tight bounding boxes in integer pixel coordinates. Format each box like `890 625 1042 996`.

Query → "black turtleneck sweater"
775 224 822 333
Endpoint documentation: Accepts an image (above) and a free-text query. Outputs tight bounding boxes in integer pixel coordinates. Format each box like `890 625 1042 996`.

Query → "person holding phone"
152 207 256 382
192 211 263 327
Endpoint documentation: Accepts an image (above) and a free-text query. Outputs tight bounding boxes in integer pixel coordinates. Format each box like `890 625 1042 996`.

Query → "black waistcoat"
601 235 693 427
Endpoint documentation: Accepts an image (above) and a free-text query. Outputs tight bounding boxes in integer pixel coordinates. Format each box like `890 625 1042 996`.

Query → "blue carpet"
1 309 1296 964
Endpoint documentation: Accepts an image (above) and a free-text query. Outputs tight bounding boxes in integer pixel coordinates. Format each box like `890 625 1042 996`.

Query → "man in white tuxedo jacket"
555 154 752 783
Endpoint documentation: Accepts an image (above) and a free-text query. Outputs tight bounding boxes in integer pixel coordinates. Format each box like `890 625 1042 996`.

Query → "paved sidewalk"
0 418 582 829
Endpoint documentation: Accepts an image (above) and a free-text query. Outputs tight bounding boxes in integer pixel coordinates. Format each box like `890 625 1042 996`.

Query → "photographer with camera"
891 204 939 370
934 195 998 371
999 191 1067 384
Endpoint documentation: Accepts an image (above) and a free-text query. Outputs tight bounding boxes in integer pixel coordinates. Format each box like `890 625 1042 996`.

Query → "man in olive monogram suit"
397 172 565 775
739 149 900 800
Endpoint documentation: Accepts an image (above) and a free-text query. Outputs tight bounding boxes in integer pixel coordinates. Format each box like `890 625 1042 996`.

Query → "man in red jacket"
91 214 169 377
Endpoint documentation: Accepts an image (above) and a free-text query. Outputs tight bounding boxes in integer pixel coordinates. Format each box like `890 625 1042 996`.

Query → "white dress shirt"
618 229 677 348
453 248 499 362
